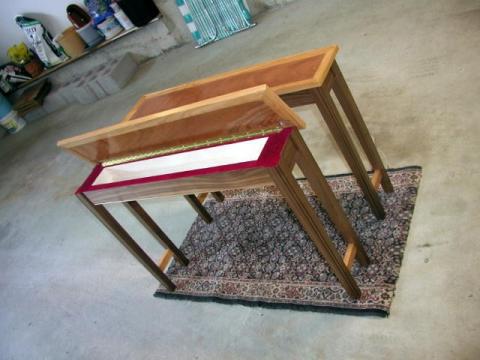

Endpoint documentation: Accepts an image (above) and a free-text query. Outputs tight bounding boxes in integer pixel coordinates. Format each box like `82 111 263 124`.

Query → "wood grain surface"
58 86 305 164
123 45 338 121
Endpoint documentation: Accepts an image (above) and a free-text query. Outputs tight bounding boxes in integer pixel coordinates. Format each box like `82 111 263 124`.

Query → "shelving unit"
15 17 161 91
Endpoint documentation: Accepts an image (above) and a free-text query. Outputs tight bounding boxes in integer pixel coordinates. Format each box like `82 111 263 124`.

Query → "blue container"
0 94 13 119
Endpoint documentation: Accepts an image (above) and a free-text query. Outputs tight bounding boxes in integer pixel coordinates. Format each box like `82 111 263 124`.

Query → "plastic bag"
15 16 68 68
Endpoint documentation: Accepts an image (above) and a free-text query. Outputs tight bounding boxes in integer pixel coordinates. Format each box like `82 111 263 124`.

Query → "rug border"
153 291 388 317
321 165 422 180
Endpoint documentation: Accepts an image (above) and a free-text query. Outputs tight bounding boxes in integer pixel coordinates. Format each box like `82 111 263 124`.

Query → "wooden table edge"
120 45 339 123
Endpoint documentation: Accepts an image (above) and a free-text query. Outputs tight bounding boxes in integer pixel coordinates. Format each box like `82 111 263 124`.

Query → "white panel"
93 136 269 185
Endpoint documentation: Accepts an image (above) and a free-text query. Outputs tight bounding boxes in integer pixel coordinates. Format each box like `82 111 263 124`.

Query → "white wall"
0 0 86 63
0 0 298 64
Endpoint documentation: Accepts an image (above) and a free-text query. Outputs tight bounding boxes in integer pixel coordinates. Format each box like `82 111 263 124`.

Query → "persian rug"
155 166 422 315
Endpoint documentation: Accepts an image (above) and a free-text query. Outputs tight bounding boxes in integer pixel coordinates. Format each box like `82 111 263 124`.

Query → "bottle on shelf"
110 2 135 30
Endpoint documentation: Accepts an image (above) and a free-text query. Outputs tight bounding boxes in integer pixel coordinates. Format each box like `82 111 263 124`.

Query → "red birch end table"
121 45 393 219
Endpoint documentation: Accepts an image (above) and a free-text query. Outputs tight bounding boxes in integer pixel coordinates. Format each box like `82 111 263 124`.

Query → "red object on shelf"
24 58 44 77
66 4 92 29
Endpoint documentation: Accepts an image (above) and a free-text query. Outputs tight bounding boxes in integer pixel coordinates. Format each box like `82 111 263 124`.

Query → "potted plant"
7 43 44 77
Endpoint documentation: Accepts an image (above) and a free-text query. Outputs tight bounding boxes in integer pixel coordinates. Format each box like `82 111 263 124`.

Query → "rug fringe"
154 291 389 317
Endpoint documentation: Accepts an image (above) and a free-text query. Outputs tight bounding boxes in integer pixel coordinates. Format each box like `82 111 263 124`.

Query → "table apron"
84 167 274 205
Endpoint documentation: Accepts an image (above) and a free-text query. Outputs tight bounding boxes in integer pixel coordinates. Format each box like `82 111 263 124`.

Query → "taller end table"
120 45 393 219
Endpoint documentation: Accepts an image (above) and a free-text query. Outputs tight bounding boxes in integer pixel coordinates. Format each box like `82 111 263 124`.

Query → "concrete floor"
1 0 479 358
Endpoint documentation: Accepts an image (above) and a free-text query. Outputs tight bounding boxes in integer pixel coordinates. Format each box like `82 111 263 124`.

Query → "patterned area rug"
155 167 422 315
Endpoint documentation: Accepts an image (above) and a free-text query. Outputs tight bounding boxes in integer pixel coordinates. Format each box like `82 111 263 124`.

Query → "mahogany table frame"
77 127 369 299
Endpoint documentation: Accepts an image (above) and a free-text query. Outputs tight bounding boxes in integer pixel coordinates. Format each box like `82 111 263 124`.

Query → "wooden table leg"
290 129 369 266
184 194 213 223
311 86 386 219
330 61 394 193
211 191 225 202
269 163 361 299
124 201 189 266
76 193 176 291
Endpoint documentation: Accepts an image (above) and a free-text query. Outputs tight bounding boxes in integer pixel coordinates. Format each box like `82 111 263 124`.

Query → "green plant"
7 43 32 65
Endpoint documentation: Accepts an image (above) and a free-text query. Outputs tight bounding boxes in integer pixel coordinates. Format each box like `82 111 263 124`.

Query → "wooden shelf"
15 17 161 91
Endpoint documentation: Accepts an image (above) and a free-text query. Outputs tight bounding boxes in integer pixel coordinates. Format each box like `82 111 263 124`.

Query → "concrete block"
111 53 138 88
97 54 138 95
71 78 99 104
86 67 108 99
42 86 70 114
96 60 120 95
58 79 80 105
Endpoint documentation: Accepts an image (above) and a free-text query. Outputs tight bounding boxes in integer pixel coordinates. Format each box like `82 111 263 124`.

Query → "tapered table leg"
268 163 361 299
124 201 189 266
290 129 369 266
311 86 386 219
184 194 213 223
76 193 176 291
211 191 225 202
330 61 393 193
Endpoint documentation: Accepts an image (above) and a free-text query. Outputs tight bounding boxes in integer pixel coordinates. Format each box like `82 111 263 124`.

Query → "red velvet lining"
77 127 293 194
75 164 103 195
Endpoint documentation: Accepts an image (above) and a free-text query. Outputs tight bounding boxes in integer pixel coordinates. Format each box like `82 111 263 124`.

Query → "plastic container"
0 111 26 134
97 16 123 39
67 4 91 29
117 0 160 27
76 22 104 47
0 93 13 118
111 2 134 30
0 78 13 94
55 27 86 58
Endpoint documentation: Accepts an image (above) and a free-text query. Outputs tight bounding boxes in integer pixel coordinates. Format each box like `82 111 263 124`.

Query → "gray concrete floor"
1 0 479 358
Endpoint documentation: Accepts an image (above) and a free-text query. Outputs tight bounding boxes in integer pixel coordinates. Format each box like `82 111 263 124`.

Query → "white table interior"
93 136 269 185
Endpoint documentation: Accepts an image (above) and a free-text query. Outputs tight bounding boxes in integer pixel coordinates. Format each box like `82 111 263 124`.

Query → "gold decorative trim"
102 128 282 167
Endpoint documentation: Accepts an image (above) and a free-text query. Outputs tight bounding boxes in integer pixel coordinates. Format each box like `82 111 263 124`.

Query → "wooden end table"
59 85 372 298
121 45 393 219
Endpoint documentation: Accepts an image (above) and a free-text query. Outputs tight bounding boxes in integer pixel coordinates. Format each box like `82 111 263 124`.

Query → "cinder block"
43 86 70 114
96 59 120 95
71 78 99 104
110 53 138 88
58 79 80 104
96 54 138 95
86 68 108 99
